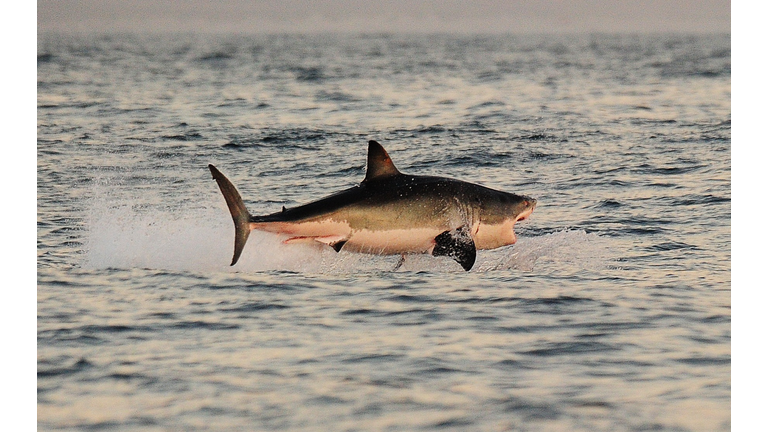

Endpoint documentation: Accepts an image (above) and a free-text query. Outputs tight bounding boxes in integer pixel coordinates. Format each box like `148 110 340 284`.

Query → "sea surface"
37 33 730 431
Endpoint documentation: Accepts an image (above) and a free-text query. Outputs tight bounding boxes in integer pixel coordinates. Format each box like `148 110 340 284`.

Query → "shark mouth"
508 200 536 244
515 200 537 224
515 210 532 223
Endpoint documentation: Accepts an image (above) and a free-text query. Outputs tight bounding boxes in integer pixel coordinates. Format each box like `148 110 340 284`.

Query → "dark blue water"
38 33 730 431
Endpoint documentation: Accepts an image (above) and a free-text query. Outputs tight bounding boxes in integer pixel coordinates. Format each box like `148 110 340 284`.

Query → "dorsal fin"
364 140 401 182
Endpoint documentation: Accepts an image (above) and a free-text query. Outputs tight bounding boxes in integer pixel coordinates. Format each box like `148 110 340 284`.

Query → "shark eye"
523 200 529 207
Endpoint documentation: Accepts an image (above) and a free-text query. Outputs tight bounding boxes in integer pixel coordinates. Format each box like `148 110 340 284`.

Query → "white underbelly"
253 220 442 255
344 227 442 255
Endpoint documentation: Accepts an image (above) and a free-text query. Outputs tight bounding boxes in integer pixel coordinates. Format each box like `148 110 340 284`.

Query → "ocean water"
37 33 730 431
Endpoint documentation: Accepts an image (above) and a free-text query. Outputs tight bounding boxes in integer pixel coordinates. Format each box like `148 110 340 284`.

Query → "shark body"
209 140 536 271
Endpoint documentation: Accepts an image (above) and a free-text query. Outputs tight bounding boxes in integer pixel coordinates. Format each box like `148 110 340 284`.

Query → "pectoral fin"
432 227 476 271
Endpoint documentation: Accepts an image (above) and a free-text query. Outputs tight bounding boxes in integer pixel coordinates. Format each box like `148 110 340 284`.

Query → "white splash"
478 229 617 272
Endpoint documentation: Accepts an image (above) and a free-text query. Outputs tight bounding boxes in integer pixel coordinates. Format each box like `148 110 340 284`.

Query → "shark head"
473 191 537 249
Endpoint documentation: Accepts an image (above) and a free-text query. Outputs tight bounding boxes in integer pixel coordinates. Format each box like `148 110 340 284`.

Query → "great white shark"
209 140 536 271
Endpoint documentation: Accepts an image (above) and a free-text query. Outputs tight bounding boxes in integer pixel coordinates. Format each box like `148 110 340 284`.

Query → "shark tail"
208 164 252 266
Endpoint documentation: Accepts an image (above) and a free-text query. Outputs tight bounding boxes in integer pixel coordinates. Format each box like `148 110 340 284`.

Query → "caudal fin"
209 164 252 266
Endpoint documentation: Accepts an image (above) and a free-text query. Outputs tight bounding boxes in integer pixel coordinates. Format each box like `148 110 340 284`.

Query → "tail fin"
209 164 252 266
